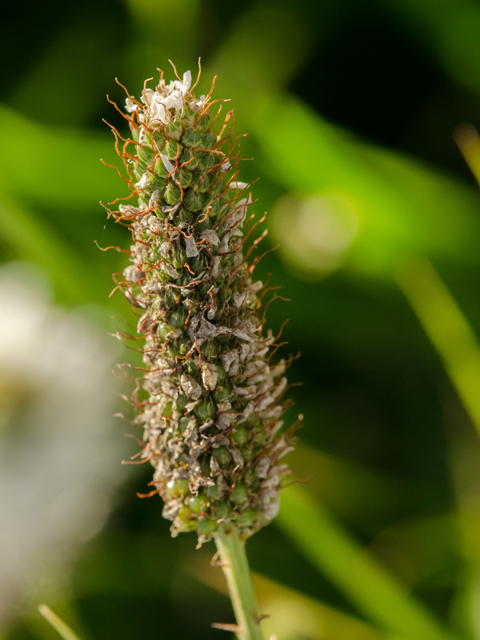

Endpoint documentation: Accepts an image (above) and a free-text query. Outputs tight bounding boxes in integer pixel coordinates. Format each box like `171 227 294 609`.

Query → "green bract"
107 66 295 544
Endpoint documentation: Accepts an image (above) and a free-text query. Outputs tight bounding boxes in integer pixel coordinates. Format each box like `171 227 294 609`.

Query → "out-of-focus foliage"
2 0 480 639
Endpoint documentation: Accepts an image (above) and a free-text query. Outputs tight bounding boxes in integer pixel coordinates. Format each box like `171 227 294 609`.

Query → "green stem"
214 523 264 640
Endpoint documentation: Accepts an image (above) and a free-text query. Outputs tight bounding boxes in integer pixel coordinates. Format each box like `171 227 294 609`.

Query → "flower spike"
105 65 296 546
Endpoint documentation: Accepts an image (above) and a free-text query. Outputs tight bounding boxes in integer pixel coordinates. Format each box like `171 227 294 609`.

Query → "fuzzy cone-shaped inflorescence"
106 65 296 544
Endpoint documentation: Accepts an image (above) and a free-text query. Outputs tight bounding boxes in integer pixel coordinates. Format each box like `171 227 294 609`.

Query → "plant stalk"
214 523 264 640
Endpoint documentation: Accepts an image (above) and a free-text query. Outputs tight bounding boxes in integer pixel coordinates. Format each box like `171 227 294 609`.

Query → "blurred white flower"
0 262 128 627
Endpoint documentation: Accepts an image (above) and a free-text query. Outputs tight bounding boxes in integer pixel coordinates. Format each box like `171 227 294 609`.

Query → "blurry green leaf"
0 187 97 304
385 0 480 96
128 0 199 25
213 0 315 94
396 256 480 439
455 124 480 187
38 605 82 640
288 444 408 529
9 20 120 127
367 513 459 590
0 104 122 209
277 484 456 640
126 0 200 79
188 550 392 640
249 93 480 273
252 572 390 640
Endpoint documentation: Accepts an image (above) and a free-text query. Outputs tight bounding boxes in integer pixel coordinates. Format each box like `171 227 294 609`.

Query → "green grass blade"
277 484 457 640
38 605 82 640
396 256 480 439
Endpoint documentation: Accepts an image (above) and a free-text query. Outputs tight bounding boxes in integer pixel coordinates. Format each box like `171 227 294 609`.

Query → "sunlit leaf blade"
38 605 82 640
277 484 456 640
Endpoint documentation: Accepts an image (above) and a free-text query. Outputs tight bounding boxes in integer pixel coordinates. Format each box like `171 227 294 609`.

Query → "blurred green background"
3 0 480 639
